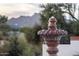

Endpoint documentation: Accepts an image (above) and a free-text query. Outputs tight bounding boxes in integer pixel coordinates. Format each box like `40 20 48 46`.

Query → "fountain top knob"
48 16 57 23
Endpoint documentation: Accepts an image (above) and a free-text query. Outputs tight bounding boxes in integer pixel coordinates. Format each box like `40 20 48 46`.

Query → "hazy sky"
0 3 42 19
0 3 78 20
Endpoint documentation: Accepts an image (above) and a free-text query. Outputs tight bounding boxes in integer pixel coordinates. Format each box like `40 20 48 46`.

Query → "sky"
0 3 42 19
0 3 79 20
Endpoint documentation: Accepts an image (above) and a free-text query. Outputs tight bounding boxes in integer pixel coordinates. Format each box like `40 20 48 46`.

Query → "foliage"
20 25 41 44
8 31 42 56
40 3 68 29
40 3 79 35
8 36 22 56
0 15 11 32
19 25 42 55
0 15 8 24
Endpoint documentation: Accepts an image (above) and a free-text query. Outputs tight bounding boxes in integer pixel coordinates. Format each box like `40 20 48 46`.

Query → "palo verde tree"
40 3 79 35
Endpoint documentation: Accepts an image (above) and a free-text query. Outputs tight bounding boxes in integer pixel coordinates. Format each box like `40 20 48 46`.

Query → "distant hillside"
6 13 41 29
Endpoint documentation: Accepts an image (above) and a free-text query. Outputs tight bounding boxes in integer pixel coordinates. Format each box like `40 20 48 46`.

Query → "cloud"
0 3 41 18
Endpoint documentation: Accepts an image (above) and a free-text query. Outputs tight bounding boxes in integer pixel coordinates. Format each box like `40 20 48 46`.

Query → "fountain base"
46 40 59 56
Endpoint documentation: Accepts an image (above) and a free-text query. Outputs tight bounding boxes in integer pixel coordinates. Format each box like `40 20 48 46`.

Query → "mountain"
6 13 41 29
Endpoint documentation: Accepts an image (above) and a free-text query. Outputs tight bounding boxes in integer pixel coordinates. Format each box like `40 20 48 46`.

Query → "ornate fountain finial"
38 16 67 56
48 16 57 30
